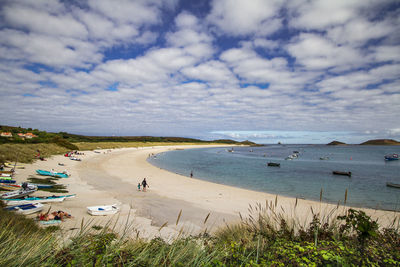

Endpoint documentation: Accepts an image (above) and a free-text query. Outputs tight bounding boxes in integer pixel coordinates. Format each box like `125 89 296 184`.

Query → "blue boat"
36 169 69 178
0 179 16 184
4 194 76 205
5 203 44 214
384 154 399 161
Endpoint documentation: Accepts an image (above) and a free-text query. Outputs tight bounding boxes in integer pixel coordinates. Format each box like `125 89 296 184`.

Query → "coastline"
11 145 399 240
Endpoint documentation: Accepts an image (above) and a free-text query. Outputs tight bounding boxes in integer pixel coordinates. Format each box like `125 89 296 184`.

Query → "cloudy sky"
0 0 399 144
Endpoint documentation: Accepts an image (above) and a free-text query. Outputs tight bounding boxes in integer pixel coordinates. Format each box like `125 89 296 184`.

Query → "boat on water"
36 169 69 178
285 154 298 160
267 162 280 167
319 156 329 160
386 182 400 189
0 184 37 199
4 194 75 206
332 171 352 177
5 203 44 215
384 154 399 161
87 204 120 216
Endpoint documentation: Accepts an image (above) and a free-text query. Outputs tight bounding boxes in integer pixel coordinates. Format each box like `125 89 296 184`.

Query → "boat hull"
5 203 44 215
87 204 120 216
332 171 352 177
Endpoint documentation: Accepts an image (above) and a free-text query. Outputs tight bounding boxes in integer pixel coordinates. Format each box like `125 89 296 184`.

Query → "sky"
0 0 399 144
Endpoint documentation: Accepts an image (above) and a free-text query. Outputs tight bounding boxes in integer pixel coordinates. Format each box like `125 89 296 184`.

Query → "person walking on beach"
190 170 193 178
137 182 141 191
141 178 148 192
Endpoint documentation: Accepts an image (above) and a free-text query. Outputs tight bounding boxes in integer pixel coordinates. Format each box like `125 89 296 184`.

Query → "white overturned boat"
4 194 76 206
87 204 120 216
5 203 44 215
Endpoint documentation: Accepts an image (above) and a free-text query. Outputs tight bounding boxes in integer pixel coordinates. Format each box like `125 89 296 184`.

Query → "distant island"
327 141 347 145
360 139 400 145
327 139 400 146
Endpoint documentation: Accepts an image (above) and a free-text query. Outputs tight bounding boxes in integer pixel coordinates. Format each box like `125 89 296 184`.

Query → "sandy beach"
10 145 399 240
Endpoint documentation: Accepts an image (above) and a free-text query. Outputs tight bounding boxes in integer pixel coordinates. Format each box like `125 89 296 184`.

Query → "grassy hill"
360 139 400 145
327 140 347 145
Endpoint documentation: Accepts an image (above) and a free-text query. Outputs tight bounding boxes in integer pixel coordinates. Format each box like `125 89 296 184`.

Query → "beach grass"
0 143 69 163
0 199 398 266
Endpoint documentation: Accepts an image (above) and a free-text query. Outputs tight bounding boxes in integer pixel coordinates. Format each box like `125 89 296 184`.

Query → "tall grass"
0 198 399 266
0 143 69 163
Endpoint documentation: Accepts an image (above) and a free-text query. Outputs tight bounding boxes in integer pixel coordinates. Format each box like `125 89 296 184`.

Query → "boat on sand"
36 169 69 178
0 184 37 199
5 203 44 215
4 194 75 206
87 204 120 216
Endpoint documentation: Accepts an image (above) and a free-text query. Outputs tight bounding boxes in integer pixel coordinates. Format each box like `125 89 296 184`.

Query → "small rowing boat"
332 171 352 177
5 203 44 215
0 184 37 199
0 183 19 191
385 154 399 161
4 194 75 206
4 162 25 169
267 162 280 167
87 204 120 216
386 182 400 189
36 169 69 178
0 179 16 184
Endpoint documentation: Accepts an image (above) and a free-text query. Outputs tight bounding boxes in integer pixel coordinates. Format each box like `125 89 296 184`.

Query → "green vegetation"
327 141 347 145
0 125 255 163
0 125 255 146
0 200 398 266
0 143 70 163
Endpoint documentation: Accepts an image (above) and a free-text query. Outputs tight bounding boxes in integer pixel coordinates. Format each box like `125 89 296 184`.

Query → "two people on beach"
138 178 149 192
38 210 72 221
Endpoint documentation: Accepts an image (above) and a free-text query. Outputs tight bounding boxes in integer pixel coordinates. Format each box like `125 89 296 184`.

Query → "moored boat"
386 182 400 189
332 171 352 177
5 203 44 215
87 204 120 216
384 154 399 161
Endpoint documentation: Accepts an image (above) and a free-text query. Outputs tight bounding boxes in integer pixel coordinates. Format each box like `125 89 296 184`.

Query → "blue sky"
0 0 399 144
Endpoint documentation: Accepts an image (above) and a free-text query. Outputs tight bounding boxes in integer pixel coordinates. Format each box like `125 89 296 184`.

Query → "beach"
11 145 399 240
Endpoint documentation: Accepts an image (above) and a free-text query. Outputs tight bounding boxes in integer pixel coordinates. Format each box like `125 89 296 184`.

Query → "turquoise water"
148 145 400 211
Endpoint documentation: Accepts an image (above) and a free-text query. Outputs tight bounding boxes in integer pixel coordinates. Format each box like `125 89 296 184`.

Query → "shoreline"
10 145 399 240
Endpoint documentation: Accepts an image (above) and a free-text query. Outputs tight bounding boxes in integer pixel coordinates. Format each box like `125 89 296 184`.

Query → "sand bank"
10 145 398 240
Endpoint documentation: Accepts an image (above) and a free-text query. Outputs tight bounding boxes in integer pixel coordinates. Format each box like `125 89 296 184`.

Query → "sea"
147 145 400 211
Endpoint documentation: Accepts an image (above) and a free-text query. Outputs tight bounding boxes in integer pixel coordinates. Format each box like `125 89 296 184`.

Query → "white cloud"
287 33 364 70
288 0 372 30
207 0 282 36
3 4 88 39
